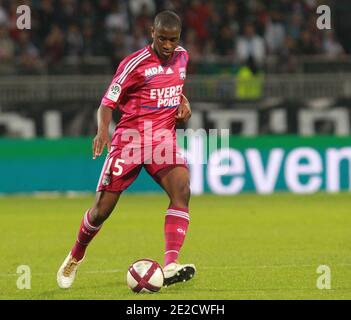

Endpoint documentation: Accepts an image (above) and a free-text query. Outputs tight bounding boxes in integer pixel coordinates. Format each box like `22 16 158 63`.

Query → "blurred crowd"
0 0 348 75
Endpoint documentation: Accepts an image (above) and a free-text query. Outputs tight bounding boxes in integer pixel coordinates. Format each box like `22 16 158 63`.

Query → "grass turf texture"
0 193 350 300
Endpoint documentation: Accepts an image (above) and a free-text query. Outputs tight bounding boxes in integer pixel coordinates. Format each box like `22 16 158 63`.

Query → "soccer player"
57 10 196 289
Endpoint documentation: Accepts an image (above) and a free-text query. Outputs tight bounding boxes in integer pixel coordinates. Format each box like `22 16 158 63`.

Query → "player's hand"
92 129 111 159
175 94 191 123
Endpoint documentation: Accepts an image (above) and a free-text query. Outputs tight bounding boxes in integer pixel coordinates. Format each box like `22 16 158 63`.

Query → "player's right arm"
93 49 147 159
92 104 112 159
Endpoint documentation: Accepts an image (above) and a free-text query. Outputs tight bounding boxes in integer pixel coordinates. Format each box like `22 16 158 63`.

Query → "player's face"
152 26 180 61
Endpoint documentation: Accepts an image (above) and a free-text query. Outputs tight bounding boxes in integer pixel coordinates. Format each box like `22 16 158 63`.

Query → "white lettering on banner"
116 135 351 194
207 148 245 194
187 136 351 195
246 148 284 194
180 130 206 195
285 148 323 193
326 148 351 192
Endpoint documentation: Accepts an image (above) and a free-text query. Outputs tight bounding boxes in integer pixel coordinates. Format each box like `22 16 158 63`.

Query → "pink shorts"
96 143 188 192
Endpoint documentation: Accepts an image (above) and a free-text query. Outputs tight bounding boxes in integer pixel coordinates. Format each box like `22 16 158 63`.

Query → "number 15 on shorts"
107 158 125 176
101 157 125 187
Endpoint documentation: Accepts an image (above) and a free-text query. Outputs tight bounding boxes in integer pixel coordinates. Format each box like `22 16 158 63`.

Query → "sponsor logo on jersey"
179 67 186 80
150 84 183 108
166 67 174 74
107 83 121 102
145 66 164 77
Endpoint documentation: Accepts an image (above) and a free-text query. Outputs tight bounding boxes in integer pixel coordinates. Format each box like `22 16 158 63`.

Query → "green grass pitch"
1 193 351 300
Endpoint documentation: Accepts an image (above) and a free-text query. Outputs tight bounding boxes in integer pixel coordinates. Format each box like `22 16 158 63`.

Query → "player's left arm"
176 94 191 123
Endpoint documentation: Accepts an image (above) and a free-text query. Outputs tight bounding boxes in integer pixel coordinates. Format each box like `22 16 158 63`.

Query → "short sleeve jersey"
101 45 189 146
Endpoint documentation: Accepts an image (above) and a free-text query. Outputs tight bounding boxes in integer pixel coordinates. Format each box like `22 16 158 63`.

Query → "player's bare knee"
181 181 191 199
90 206 112 225
91 191 119 225
172 183 190 207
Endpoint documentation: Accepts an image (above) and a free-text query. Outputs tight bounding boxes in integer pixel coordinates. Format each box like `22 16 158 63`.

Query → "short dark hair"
154 10 182 30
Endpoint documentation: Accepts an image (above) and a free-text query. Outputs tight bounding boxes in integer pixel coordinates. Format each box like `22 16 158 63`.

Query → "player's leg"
57 145 142 289
157 165 190 209
57 190 121 289
70 190 121 261
151 165 196 286
156 166 191 264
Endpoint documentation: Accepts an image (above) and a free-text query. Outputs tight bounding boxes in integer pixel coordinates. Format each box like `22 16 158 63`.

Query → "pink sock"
71 209 102 261
164 206 189 267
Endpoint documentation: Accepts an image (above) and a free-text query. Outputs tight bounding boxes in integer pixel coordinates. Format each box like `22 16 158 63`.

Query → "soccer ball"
127 258 164 293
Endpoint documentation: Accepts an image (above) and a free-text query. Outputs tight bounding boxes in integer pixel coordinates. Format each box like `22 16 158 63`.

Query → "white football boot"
163 262 196 287
57 252 84 289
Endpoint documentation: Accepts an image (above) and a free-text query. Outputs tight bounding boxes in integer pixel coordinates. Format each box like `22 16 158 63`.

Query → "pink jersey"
101 44 188 147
